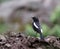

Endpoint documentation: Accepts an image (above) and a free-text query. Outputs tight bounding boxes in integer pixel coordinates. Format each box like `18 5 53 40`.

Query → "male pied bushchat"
32 17 44 40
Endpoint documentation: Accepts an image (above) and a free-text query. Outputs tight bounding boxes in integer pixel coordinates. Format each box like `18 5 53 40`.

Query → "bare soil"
0 32 60 49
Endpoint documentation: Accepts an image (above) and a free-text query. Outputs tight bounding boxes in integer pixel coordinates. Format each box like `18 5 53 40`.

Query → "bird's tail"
40 32 44 40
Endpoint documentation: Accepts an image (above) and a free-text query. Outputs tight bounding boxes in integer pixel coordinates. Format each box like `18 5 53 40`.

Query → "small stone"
16 33 25 38
9 32 17 37
16 38 19 40
0 35 6 45
45 36 57 43
0 35 6 41
37 47 43 49
5 43 11 47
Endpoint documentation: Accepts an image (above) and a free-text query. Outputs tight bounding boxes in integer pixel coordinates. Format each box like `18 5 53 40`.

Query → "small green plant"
0 24 8 33
49 6 60 37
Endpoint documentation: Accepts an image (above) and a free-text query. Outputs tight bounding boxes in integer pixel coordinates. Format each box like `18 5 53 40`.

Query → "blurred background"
0 0 60 37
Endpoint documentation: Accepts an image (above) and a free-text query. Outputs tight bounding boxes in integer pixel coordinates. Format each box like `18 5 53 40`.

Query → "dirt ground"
0 32 60 49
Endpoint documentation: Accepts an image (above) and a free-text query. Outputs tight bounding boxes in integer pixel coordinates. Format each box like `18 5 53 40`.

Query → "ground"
0 32 60 49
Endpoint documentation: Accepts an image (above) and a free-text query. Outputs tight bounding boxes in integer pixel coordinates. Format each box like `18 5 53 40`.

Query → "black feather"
32 17 44 40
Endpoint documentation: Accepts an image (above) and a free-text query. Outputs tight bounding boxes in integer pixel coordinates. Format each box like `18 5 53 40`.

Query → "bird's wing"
33 22 40 29
33 22 43 33
33 22 39 29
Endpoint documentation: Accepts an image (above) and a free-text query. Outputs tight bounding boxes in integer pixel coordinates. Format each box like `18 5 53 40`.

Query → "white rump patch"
41 29 43 33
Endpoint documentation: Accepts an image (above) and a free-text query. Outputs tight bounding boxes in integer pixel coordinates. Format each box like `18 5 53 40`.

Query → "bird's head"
32 17 39 22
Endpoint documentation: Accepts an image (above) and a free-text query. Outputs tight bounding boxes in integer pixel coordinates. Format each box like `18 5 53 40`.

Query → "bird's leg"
40 32 44 40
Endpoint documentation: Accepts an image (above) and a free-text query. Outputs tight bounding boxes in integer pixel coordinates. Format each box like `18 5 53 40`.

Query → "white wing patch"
33 22 39 29
33 22 43 33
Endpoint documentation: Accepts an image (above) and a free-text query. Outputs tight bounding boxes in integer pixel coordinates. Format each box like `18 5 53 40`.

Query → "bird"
32 17 44 40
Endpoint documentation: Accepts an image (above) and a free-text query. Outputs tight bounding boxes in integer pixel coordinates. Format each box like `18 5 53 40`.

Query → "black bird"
32 17 50 45
32 17 44 40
